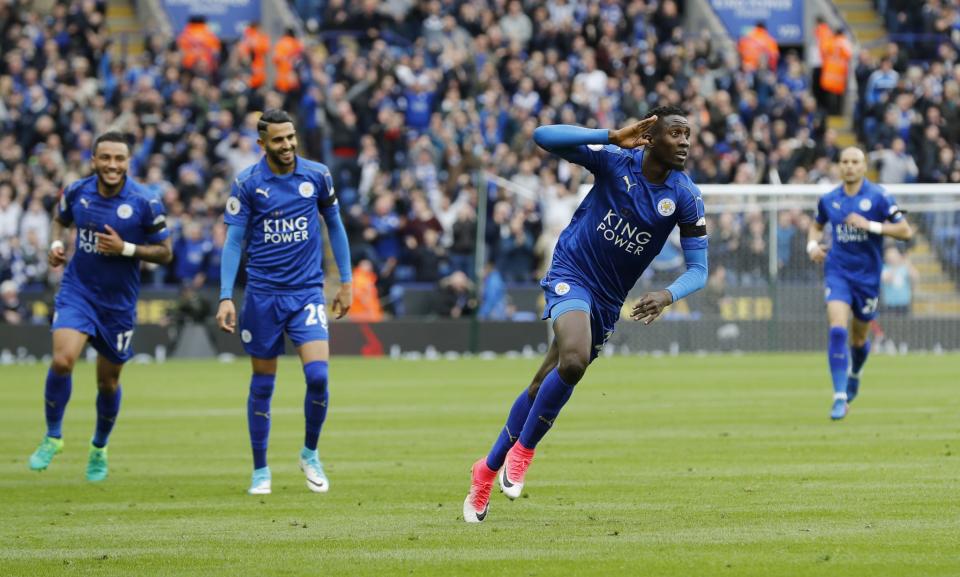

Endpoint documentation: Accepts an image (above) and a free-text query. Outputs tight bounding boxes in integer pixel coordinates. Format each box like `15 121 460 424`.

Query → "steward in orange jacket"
820 28 852 95
273 28 304 94
738 21 780 72
177 16 221 74
238 22 270 89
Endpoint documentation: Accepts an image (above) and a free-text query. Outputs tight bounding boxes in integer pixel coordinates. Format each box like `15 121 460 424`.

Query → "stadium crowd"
1 0 959 320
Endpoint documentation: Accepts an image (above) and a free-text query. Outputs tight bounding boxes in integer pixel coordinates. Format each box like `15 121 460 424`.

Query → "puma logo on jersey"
79 198 90 208
255 188 271 198
622 175 638 191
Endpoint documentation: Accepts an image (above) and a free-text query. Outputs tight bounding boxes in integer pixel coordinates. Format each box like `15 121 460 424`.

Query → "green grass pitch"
1 354 959 576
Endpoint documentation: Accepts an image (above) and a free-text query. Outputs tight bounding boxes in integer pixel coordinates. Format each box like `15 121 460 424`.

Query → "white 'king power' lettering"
263 216 310 243
834 223 868 243
596 209 652 255
78 228 102 254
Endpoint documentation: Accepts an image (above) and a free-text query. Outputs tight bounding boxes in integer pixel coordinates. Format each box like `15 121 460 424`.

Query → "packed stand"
2 1 959 323
861 1 960 275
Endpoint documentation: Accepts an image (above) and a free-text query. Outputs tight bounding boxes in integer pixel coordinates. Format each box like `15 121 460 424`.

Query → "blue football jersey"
224 156 337 293
56 175 169 312
547 146 708 310
816 179 904 285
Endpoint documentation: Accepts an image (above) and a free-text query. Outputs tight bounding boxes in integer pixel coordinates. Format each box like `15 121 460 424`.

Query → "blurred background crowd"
1 0 959 324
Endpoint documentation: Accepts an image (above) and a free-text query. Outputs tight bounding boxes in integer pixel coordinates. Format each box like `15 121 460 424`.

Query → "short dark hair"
644 105 686 122
93 131 132 154
643 105 687 136
257 109 294 135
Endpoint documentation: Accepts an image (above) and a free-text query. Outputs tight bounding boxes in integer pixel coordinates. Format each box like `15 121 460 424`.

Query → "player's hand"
48 243 66 268
332 283 353 319
844 213 870 231
609 116 659 150
95 224 125 256
808 244 827 264
631 289 673 325
216 299 236 333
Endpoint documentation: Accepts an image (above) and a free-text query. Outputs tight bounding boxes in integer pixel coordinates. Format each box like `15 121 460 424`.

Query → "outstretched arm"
631 247 708 325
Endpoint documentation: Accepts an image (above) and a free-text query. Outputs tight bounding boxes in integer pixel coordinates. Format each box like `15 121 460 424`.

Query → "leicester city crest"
299 182 315 198
657 198 676 217
117 204 133 219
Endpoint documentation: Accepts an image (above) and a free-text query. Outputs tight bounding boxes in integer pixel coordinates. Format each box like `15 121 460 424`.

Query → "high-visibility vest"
815 23 832 62
177 23 221 72
273 36 303 93
349 267 383 322
738 28 779 71
820 34 852 95
239 27 269 89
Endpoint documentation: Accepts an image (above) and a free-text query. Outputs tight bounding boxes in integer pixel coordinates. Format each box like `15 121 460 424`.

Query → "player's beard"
268 146 296 169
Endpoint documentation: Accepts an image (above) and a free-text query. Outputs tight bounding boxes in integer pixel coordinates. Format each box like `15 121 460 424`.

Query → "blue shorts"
52 287 135 364
239 287 328 358
825 275 880 321
540 276 618 361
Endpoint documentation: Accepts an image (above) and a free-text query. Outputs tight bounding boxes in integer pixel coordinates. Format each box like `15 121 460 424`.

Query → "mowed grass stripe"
1 354 958 577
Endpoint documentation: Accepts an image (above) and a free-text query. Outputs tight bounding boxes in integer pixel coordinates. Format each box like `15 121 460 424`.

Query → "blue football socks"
248 373 276 470
518 368 575 449
92 385 122 448
486 388 534 471
303 361 329 452
848 340 870 402
44 369 72 439
850 340 870 375
828 327 849 398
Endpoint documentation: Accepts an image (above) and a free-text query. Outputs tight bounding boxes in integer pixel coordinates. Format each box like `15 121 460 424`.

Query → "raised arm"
532 117 659 169
534 117 659 152
533 125 612 153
